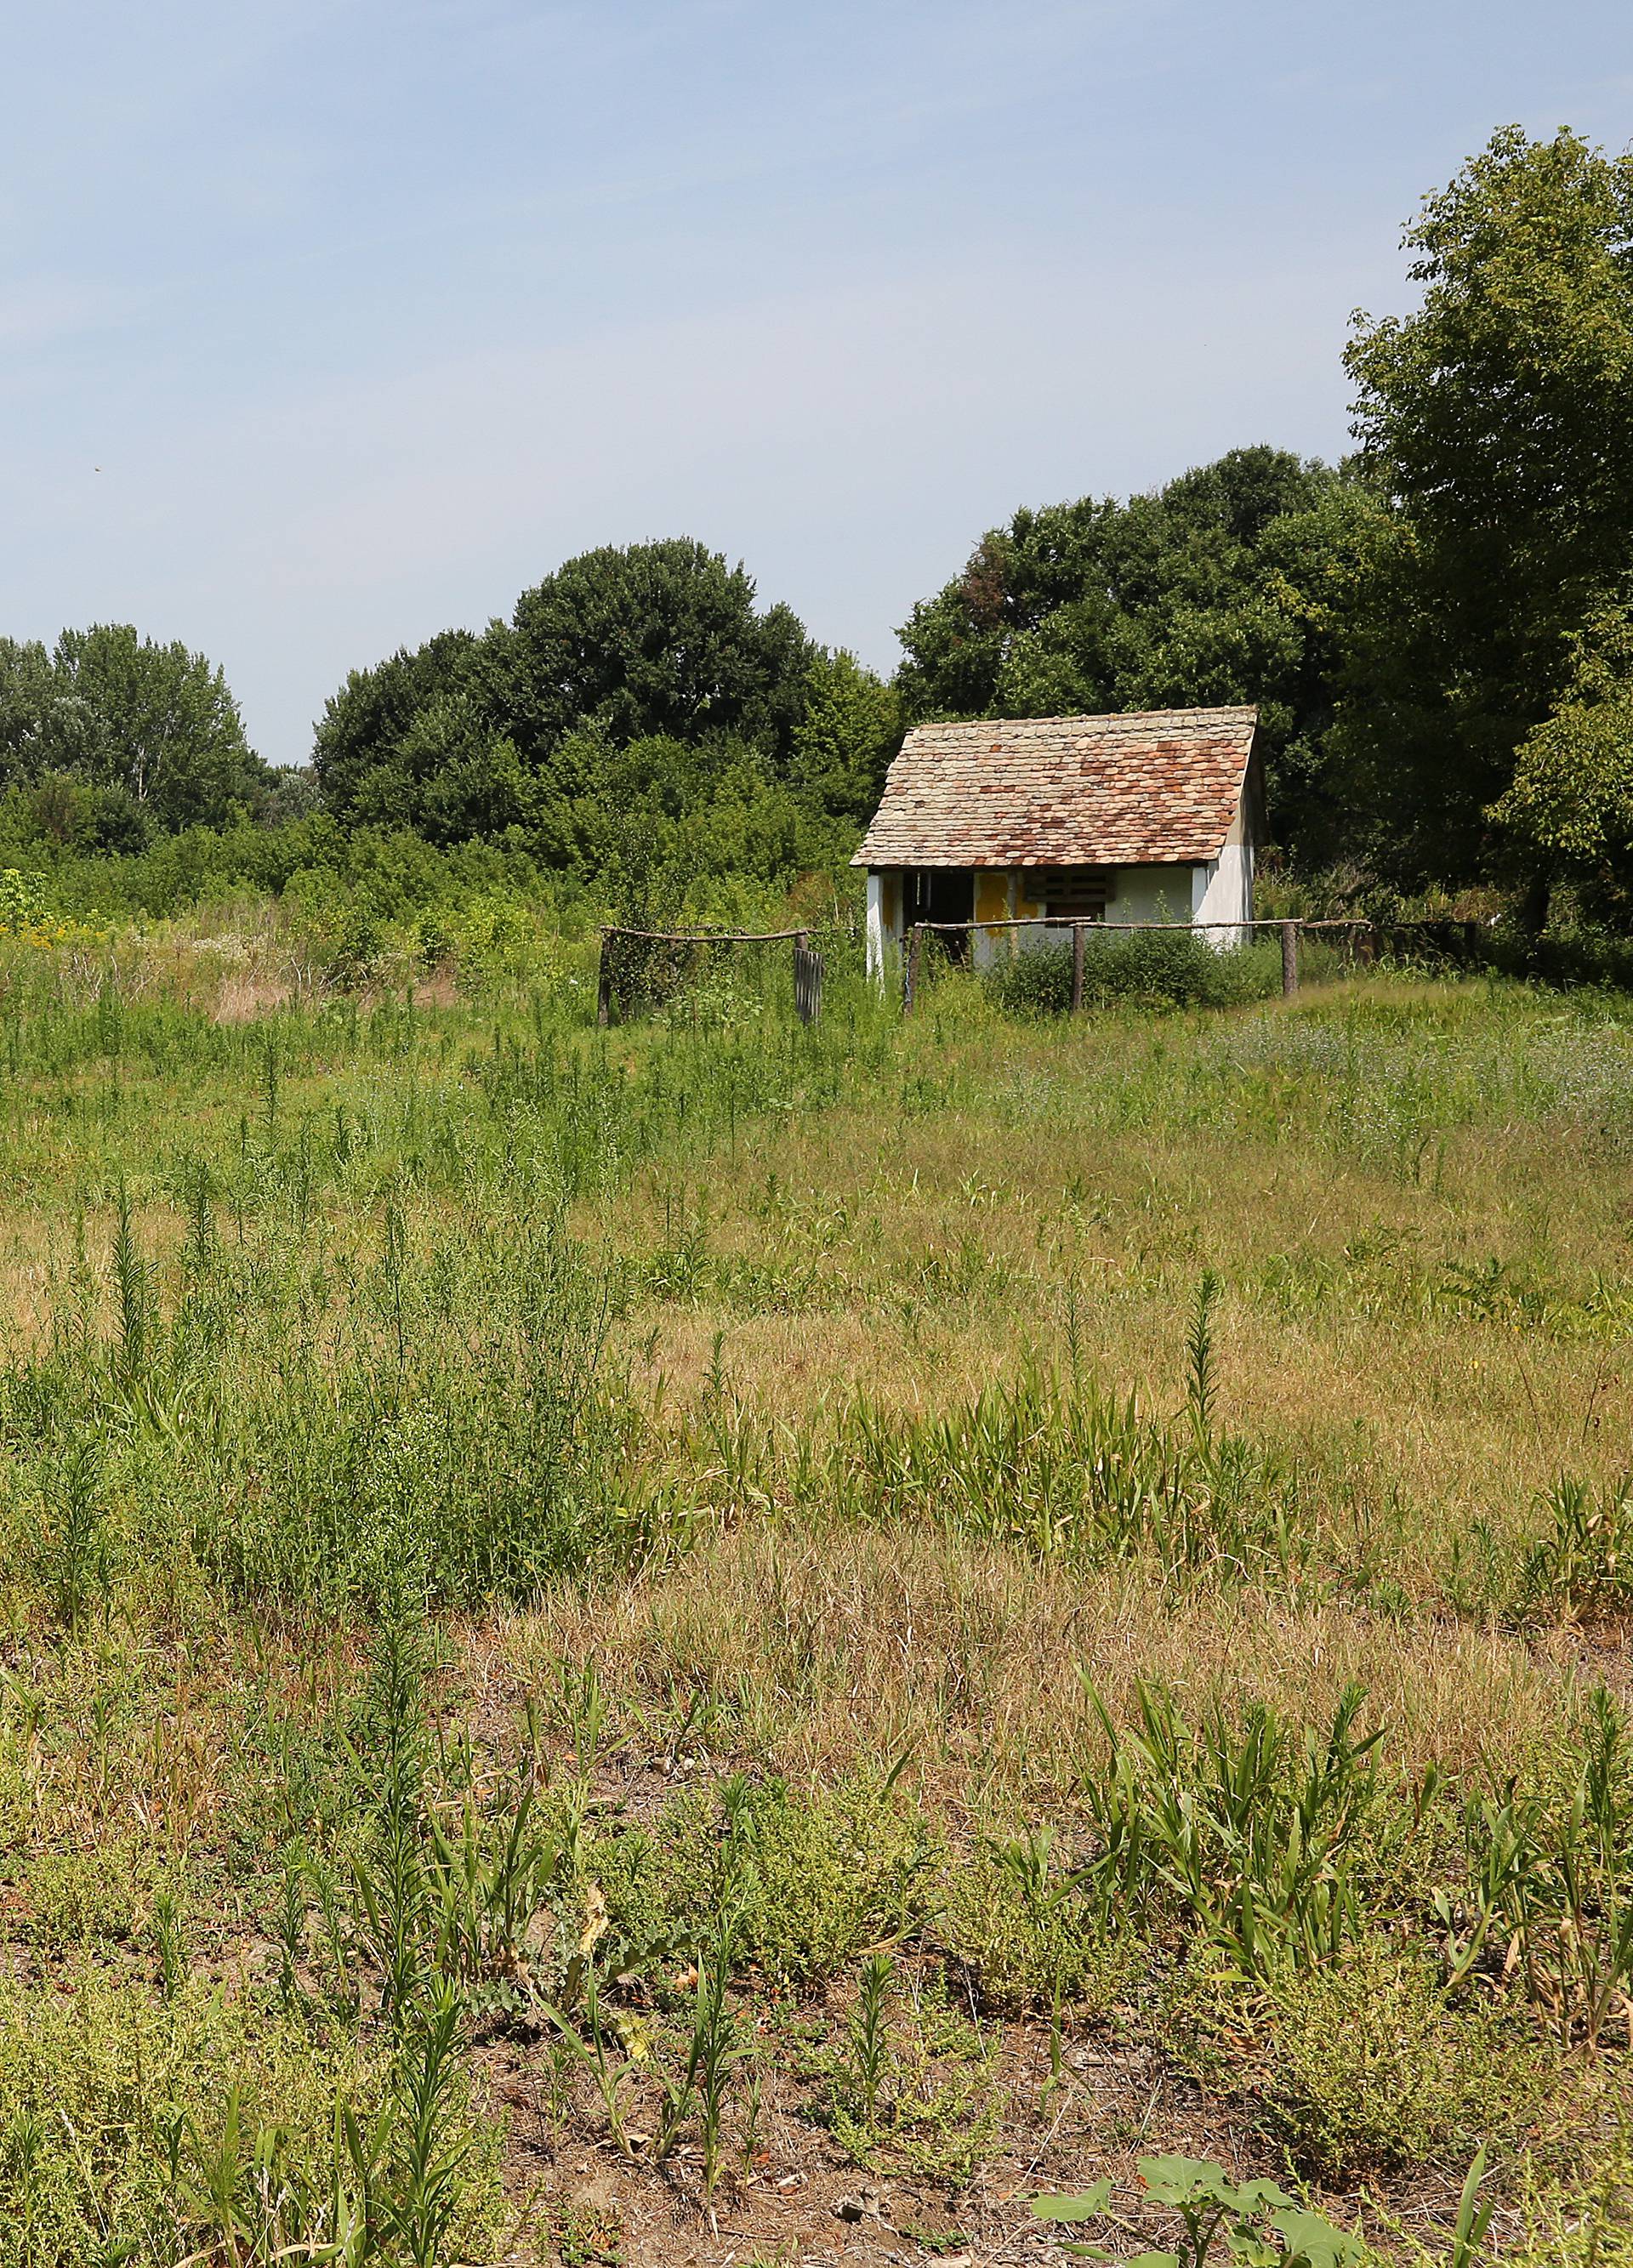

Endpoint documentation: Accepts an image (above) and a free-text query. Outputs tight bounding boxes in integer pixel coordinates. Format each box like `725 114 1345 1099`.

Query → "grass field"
2 924 1631 2267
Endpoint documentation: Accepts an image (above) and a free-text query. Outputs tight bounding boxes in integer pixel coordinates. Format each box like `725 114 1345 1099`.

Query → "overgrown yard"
3 937 1633 2265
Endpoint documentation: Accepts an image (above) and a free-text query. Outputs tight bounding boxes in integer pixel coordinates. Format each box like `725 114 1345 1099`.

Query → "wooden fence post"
597 933 612 1026
905 923 923 1015
793 932 822 1025
1071 922 1085 1014
1281 918 1300 998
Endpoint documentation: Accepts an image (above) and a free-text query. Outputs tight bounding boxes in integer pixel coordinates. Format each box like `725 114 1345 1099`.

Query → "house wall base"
865 855 1255 984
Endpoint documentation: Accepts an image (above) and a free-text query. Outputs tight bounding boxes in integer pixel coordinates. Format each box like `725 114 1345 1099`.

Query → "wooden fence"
596 913 1483 1023
899 914 1485 1013
598 924 825 1026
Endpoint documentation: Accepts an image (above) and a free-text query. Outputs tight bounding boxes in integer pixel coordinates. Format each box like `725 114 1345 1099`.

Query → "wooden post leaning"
1071 922 1086 1013
904 923 924 1015
596 934 612 1026
793 931 823 1026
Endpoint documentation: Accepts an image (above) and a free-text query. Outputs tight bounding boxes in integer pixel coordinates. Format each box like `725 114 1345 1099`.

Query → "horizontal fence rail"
598 924 817 945
597 924 825 1026
899 913 1486 1010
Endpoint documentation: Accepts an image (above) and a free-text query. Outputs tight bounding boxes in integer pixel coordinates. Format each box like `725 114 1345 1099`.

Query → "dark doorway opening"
908 869 976 964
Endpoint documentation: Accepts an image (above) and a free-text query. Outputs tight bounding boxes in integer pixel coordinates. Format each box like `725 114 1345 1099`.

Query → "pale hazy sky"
3 1 1630 765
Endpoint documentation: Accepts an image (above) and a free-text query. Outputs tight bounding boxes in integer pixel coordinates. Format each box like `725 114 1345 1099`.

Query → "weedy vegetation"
0 918 1631 2262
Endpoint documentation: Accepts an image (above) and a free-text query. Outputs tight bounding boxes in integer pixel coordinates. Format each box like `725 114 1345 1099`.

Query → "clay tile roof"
852 706 1258 868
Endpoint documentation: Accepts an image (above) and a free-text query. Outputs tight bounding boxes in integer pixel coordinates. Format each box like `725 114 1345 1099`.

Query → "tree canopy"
1339 125 1633 893
308 540 888 908
895 446 1368 861
1493 594 1633 920
505 538 814 761
0 624 277 841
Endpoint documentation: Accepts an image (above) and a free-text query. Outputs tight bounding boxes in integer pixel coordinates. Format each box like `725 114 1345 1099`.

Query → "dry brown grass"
497 1516 1614 1817
0 959 1630 2259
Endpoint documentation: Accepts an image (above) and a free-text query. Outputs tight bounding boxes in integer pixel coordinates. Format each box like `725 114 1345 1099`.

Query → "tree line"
4 123 1632 928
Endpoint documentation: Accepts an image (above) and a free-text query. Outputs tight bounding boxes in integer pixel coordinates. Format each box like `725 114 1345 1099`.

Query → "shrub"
0 1966 378 2263
590 1775 938 1983
1260 1940 1546 2176
984 929 1280 1017
939 1831 1135 2015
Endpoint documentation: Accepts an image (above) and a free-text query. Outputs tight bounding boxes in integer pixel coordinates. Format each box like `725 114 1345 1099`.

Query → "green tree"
312 629 487 831
894 447 1361 858
0 638 57 781
1340 125 1633 895
312 543 822 869
788 649 901 824
1492 596 1633 919
505 538 814 764
0 624 268 835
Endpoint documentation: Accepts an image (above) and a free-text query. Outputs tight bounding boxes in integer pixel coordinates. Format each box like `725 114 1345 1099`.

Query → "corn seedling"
1079 1677 1381 1976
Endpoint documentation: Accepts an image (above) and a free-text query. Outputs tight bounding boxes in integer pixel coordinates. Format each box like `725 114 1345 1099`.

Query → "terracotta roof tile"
852 707 1257 867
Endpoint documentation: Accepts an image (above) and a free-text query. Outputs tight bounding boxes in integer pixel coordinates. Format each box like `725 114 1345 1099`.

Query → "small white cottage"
854 705 1261 977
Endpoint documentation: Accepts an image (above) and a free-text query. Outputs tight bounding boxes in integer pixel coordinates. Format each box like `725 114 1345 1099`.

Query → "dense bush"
1261 1942 1546 2175
591 1776 937 1983
984 929 1282 1016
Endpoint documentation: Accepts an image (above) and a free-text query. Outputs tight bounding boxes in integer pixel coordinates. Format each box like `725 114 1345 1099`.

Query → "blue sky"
3 1 1630 767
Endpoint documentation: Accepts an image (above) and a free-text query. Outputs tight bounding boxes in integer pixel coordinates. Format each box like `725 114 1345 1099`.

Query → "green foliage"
1435 1688 1633 2053
0 1965 381 2266
788 647 902 825
1261 1942 1543 2176
1033 2158 1361 2268
10 1197 632 1615
811 1963 999 2185
0 867 48 929
21 1834 154 1953
939 1828 1135 2015
829 1363 1311 1583
312 628 496 838
1494 596 1633 918
508 538 813 761
310 543 831 898
1517 1475 1633 1621
984 931 1282 1017
1342 126 1633 890
0 623 277 834
590 1775 936 1984
1082 1681 1385 1979
895 447 1363 859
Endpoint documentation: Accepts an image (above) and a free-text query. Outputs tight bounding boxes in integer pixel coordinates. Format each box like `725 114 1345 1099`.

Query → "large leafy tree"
895 447 1365 859
788 649 901 826
1492 595 1633 918
312 629 502 836
1340 126 1633 895
0 623 269 834
504 538 814 763
312 541 822 861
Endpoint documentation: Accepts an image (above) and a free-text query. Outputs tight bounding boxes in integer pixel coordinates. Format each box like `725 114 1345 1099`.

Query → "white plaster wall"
864 870 892 981
1107 866 1196 927
1192 799 1254 946
1192 842 1253 945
